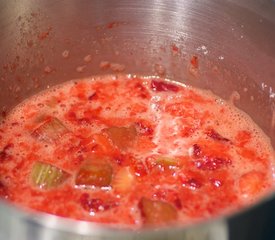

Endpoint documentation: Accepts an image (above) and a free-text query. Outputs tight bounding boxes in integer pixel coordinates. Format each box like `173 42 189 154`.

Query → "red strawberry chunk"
151 80 179 92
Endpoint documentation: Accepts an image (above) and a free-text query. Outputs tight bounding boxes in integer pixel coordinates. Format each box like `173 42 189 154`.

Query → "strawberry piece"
134 121 154 136
133 160 148 177
133 82 150 99
151 80 179 92
239 171 265 197
206 129 229 142
190 55 199 68
75 159 113 188
194 156 231 171
103 125 137 150
139 197 178 226
91 133 117 155
182 178 202 190
0 143 14 162
179 170 205 189
192 144 232 171
112 154 127 166
79 193 118 213
235 130 252 147
153 189 182 210
192 144 202 158
135 136 157 153
88 92 98 101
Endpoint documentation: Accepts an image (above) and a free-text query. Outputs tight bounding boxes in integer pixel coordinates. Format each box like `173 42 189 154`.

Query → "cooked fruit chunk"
194 156 232 171
112 167 135 193
0 143 14 162
155 156 180 168
31 161 70 189
46 97 58 108
103 125 137 150
151 80 179 92
139 197 178 226
79 193 118 213
75 160 113 188
91 133 117 155
239 171 265 197
206 129 229 142
32 117 69 142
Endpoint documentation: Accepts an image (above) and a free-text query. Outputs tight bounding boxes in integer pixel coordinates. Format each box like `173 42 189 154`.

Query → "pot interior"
1 0 275 239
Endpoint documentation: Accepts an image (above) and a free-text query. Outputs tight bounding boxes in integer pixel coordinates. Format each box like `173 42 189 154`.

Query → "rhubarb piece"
31 161 70 189
46 97 58 108
75 160 113 188
103 125 137 150
155 156 180 168
112 167 135 193
139 197 178 226
32 117 69 142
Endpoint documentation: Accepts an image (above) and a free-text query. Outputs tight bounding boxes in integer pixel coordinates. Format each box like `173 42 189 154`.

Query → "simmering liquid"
0 75 273 229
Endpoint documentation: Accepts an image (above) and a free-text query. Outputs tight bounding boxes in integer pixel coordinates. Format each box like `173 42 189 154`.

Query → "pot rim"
1 187 275 237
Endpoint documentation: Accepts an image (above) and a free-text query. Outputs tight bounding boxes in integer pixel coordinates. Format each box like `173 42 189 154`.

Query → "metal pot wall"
1 0 275 239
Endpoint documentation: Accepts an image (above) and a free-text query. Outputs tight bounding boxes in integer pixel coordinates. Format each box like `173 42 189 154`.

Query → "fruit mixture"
0 75 273 229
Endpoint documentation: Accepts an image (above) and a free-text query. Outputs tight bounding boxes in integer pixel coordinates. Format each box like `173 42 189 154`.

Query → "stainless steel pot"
1 0 275 239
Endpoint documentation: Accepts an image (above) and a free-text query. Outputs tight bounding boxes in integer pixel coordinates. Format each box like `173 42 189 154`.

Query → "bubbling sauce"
0 75 274 229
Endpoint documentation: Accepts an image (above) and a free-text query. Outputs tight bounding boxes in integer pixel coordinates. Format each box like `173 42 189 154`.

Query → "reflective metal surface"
0 0 275 239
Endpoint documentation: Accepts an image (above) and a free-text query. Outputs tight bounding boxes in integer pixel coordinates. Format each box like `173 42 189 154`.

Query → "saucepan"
1 0 275 239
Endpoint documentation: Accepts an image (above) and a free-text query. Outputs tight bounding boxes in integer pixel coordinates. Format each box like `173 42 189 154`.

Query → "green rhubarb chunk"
46 97 58 108
32 117 69 142
139 197 178 226
75 160 113 188
156 156 180 167
31 161 70 189
112 167 135 193
103 125 137 150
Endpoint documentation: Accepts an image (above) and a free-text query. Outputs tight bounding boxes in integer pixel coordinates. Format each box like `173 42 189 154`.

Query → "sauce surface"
0 75 274 229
